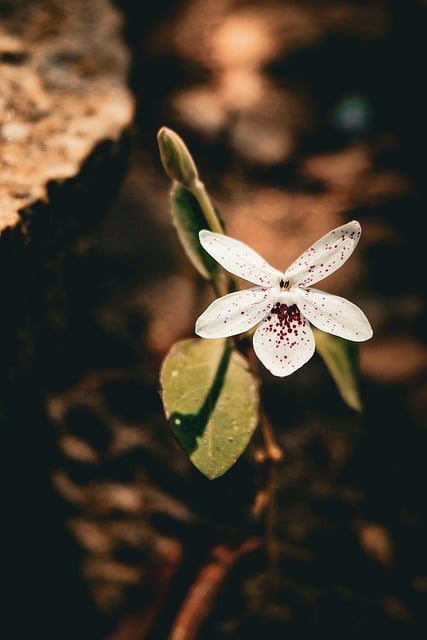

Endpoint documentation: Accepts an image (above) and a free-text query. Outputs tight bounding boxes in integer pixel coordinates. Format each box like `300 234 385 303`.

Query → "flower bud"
157 127 199 188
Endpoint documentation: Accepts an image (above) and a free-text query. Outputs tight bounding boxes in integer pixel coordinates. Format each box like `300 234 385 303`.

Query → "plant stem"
242 347 283 569
257 409 283 463
190 178 239 295
168 539 260 640
191 178 224 235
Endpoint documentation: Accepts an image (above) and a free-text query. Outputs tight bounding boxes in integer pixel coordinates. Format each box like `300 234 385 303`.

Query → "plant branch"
256 408 283 463
168 539 260 640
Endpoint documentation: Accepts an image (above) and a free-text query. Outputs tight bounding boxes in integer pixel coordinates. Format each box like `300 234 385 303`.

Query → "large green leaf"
160 337 259 479
170 183 220 281
314 329 362 412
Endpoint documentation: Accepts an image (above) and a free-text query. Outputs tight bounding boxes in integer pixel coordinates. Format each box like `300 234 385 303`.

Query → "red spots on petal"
266 303 305 345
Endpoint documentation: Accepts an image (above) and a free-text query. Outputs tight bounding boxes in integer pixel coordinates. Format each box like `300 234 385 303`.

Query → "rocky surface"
0 0 133 231
1 1 134 638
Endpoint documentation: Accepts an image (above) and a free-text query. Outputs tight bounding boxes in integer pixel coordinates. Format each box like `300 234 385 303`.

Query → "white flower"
195 221 373 377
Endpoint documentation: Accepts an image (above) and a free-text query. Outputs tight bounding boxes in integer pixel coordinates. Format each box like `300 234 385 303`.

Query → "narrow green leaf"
170 183 219 281
160 337 259 479
314 329 362 412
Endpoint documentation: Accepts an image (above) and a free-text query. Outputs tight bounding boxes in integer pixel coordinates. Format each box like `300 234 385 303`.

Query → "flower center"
279 278 290 290
270 302 302 331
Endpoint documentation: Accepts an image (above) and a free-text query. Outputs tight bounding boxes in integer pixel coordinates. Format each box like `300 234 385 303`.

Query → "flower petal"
199 230 281 286
252 304 315 376
297 288 373 341
285 220 361 287
195 287 273 338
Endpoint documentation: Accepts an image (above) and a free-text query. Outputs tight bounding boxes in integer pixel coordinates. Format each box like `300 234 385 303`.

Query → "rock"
0 0 134 232
0 0 134 379
0 4 134 635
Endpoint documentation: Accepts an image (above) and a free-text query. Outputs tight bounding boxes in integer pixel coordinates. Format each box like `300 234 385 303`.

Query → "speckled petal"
253 304 315 376
285 221 361 288
297 288 373 341
199 230 281 287
195 287 273 338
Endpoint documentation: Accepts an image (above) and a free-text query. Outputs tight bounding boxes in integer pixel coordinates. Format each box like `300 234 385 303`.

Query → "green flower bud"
157 127 199 189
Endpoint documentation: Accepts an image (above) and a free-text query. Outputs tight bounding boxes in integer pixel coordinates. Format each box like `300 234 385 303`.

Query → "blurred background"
1 0 426 638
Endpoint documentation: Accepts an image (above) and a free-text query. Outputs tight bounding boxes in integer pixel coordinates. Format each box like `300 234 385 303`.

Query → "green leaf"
170 183 220 281
314 329 362 412
160 337 259 479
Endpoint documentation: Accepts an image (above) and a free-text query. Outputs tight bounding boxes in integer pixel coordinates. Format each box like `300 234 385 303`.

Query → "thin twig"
243 348 283 569
107 539 184 640
168 539 260 640
256 408 284 463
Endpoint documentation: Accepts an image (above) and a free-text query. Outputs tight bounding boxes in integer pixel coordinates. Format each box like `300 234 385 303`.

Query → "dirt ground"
2 1 427 639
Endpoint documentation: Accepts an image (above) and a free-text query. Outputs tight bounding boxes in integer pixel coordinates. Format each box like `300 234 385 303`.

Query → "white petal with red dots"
199 230 281 287
284 221 361 288
195 287 273 338
195 221 372 378
297 288 373 341
253 304 315 376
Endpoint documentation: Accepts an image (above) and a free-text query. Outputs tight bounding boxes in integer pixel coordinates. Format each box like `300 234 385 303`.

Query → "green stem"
191 178 224 235
190 178 239 295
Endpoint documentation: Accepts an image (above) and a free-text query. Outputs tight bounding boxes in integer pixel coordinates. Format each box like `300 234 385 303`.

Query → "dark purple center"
269 303 302 332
